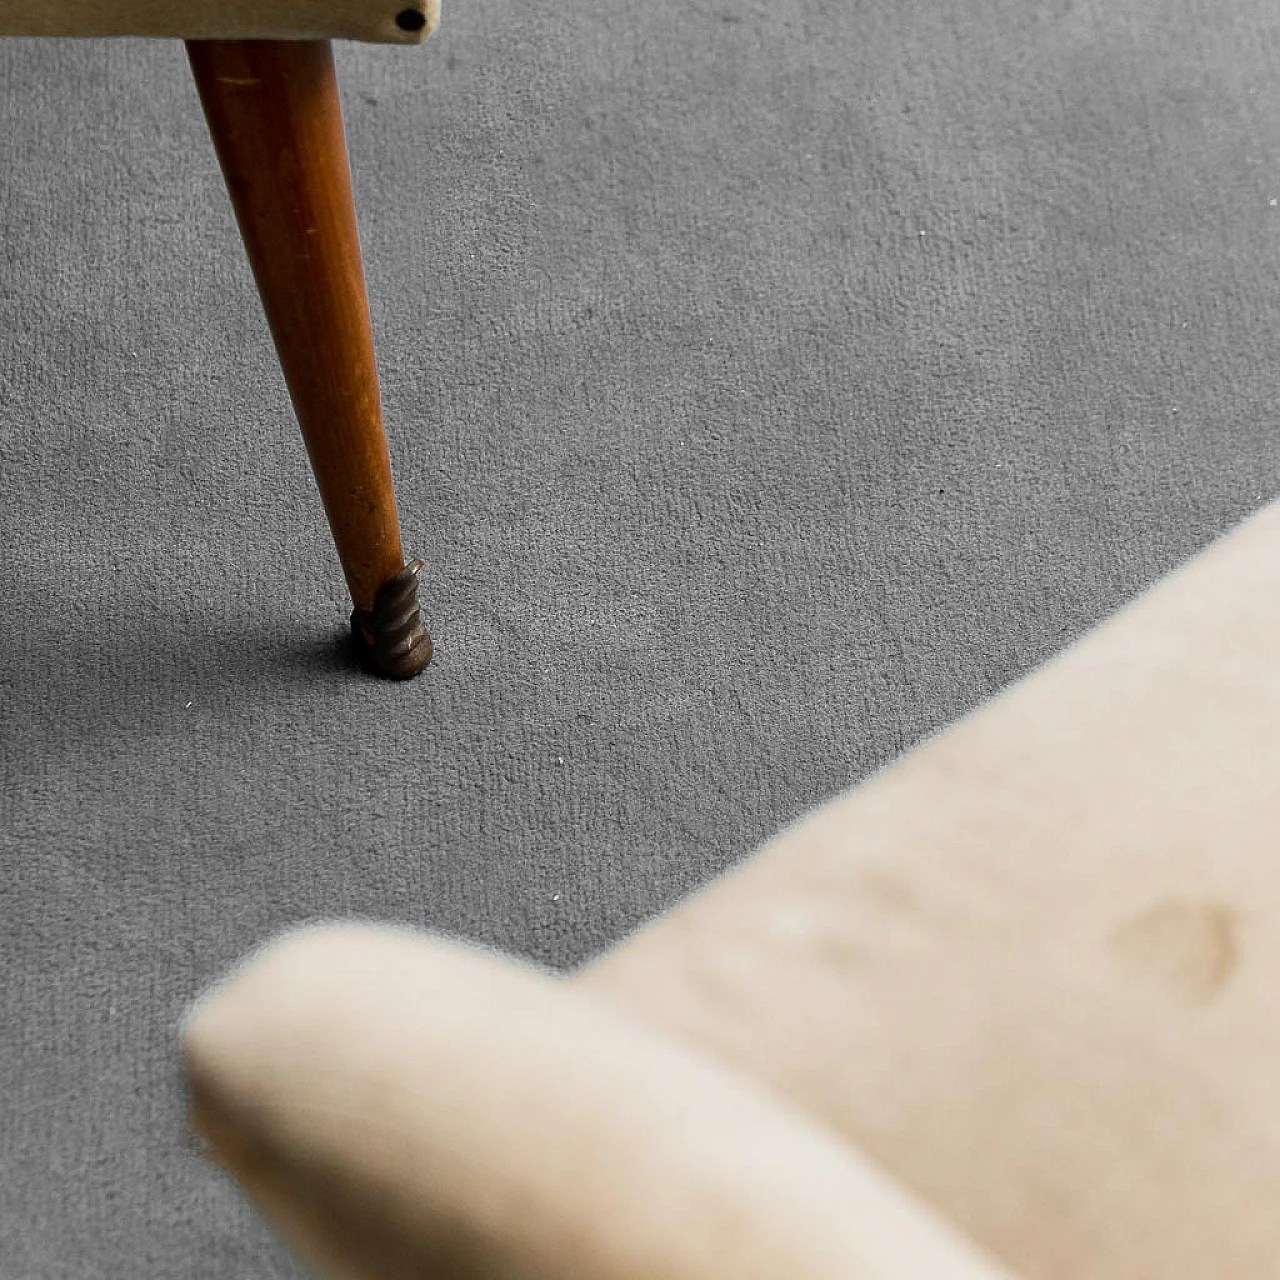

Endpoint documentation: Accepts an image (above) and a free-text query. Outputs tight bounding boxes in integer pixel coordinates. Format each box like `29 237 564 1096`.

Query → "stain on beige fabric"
1109 899 1237 1006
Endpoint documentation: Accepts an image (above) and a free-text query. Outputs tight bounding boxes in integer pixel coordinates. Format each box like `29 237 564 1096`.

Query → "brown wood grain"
187 39 405 614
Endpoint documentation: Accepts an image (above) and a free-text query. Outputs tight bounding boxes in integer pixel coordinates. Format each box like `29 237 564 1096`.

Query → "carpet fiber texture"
3 0 1280 1275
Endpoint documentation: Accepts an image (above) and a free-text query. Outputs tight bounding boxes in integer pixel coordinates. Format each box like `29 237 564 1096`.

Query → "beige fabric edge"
181 920 1019 1280
0 0 438 42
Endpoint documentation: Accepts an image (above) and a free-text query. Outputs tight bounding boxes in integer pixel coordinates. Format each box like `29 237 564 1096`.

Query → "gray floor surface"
4 0 1280 1274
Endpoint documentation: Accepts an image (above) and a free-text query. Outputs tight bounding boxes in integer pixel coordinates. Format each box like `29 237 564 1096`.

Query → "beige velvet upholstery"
579 498 1280 1279
0 0 437 42
181 923 1014 1280
181 497 1280 1277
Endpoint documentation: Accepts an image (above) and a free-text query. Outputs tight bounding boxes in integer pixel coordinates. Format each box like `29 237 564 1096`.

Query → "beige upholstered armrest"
181 921 1016 1280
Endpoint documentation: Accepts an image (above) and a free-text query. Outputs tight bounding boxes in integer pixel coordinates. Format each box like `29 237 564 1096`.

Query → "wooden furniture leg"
186 38 432 680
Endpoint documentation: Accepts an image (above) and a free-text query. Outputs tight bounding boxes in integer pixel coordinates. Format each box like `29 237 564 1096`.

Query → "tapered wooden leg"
186 38 431 679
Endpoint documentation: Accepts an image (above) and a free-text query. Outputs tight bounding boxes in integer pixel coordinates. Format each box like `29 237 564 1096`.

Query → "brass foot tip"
350 558 433 680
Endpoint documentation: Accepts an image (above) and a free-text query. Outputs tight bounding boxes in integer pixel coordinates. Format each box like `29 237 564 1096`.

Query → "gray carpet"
3 0 1280 1273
